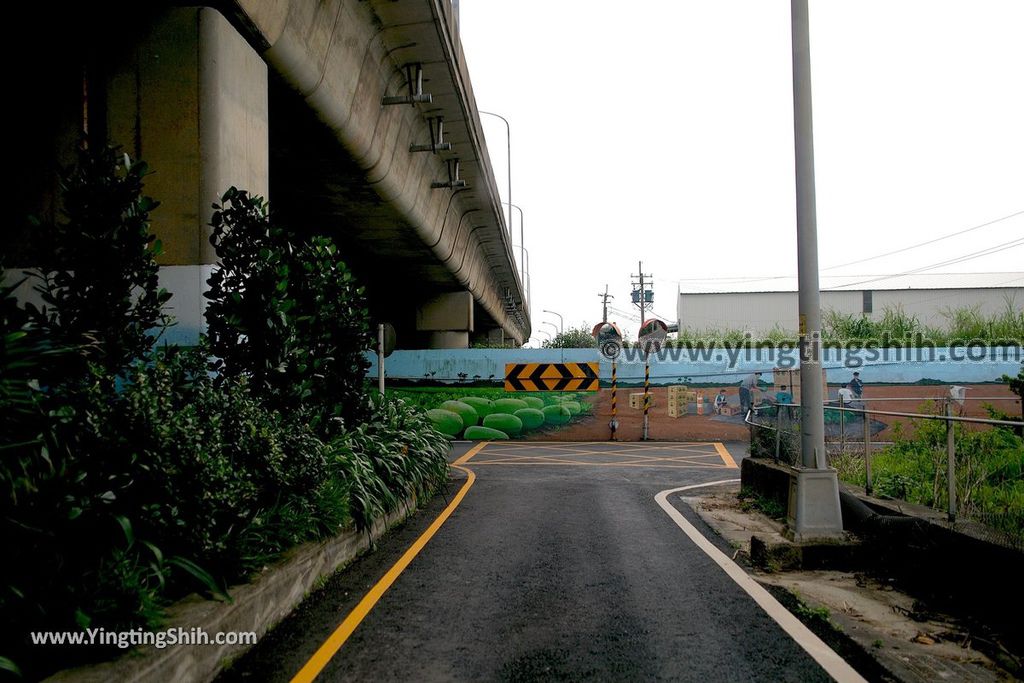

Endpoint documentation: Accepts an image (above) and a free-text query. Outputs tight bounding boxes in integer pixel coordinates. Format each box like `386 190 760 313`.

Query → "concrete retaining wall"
46 499 418 683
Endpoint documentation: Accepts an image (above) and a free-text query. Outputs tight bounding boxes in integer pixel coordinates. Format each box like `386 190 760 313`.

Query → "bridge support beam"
417 292 474 349
106 8 269 344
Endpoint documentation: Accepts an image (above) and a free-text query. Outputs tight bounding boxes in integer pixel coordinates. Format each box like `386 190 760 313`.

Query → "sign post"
594 322 624 440
637 319 668 441
377 323 396 396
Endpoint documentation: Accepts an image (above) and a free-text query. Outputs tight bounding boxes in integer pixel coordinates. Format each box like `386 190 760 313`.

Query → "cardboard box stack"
771 367 828 404
630 392 655 410
667 385 696 418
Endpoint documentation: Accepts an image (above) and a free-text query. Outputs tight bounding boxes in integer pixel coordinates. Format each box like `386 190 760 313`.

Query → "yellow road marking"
468 461 732 470
290 444 485 683
468 441 734 470
453 440 488 465
714 442 738 469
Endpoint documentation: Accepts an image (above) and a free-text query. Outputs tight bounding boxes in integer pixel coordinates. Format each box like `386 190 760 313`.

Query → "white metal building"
676 273 1023 335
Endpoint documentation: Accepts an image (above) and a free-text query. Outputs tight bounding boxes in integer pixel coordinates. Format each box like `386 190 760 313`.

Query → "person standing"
850 371 863 400
739 371 761 415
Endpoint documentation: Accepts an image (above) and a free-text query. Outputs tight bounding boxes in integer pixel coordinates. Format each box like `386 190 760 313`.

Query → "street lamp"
502 202 525 288
542 309 563 334
479 111 512 239
542 321 558 337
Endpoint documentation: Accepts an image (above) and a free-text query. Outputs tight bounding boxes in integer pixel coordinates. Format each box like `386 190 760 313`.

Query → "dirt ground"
689 487 1016 682
524 384 1021 443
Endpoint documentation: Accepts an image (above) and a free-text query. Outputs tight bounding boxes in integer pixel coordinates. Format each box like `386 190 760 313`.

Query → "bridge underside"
268 76 510 348
5 1 529 348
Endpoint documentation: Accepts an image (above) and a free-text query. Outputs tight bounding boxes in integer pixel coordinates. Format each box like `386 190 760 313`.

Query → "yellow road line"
467 461 732 470
714 442 738 469
453 440 489 465
290 445 484 683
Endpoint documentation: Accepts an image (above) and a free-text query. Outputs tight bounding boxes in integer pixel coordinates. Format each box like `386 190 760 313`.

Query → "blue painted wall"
367 346 1022 386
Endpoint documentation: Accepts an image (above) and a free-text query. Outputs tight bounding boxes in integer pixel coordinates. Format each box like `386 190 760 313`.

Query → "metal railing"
746 398 1024 549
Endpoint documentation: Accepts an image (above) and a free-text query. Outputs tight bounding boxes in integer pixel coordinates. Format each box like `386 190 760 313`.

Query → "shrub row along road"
221 441 857 682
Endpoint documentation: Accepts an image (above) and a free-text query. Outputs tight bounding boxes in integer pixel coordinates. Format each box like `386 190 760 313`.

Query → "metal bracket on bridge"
382 64 433 106
411 116 453 153
431 158 467 189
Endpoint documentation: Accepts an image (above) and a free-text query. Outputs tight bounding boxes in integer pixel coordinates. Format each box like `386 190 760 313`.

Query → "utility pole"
630 262 653 328
598 285 613 323
790 0 842 540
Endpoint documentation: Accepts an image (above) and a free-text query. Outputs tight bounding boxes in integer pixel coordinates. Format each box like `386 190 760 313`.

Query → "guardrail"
745 398 1023 550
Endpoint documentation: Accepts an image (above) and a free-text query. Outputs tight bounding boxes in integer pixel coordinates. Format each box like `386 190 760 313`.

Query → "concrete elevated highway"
8 1 528 348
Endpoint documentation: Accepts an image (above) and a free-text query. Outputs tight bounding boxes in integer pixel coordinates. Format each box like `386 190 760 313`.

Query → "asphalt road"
219 441 842 682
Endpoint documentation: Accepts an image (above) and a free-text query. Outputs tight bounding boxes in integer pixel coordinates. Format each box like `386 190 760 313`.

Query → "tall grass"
942 300 1024 344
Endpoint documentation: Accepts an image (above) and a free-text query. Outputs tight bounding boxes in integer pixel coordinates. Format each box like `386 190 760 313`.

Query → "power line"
660 209 1024 287
821 208 1024 271
824 235 1024 290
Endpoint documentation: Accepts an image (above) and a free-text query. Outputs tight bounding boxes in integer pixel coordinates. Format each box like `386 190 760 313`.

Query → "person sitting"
838 383 855 404
775 385 793 405
714 389 729 414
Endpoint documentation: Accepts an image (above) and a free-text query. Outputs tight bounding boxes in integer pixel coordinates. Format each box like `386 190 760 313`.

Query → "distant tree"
542 326 597 349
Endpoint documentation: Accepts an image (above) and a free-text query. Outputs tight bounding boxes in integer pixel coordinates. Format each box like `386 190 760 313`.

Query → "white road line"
655 481 867 683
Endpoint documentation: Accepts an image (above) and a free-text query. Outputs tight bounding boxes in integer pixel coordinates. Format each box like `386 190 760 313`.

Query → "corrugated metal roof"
679 272 1024 294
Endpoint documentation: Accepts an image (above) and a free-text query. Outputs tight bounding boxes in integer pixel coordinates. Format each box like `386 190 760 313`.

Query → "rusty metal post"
863 404 872 495
946 400 957 522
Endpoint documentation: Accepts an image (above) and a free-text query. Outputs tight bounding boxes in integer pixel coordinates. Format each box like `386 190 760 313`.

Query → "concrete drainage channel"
44 498 421 683
688 458 1024 681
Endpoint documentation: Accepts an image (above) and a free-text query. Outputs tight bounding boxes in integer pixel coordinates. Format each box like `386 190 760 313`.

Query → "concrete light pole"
790 0 843 540
480 111 512 239
542 309 563 334
502 202 526 291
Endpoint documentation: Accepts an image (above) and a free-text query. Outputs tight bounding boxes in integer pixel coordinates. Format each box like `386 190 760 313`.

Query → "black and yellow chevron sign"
504 362 600 392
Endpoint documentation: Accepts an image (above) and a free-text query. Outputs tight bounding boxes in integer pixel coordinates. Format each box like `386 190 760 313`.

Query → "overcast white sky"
457 0 1024 343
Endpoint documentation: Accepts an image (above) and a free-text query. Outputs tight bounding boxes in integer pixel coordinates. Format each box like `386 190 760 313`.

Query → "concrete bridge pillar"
417 292 474 349
105 8 269 344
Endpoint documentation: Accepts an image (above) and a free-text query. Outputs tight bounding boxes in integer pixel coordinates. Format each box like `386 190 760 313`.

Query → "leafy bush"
25 146 170 377
89 348 332 573
335 394 450 531
205 189 370 430
2 157 452 679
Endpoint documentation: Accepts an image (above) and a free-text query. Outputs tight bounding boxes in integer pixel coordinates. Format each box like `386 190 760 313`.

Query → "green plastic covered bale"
542 404 572 425
440 400 479 427
522 396 545 410
514 408 545 430
464 425 509 440
561 401 582 416
493 398 529 413
460 396 495 417
426 409 463 436
483 412 523 436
